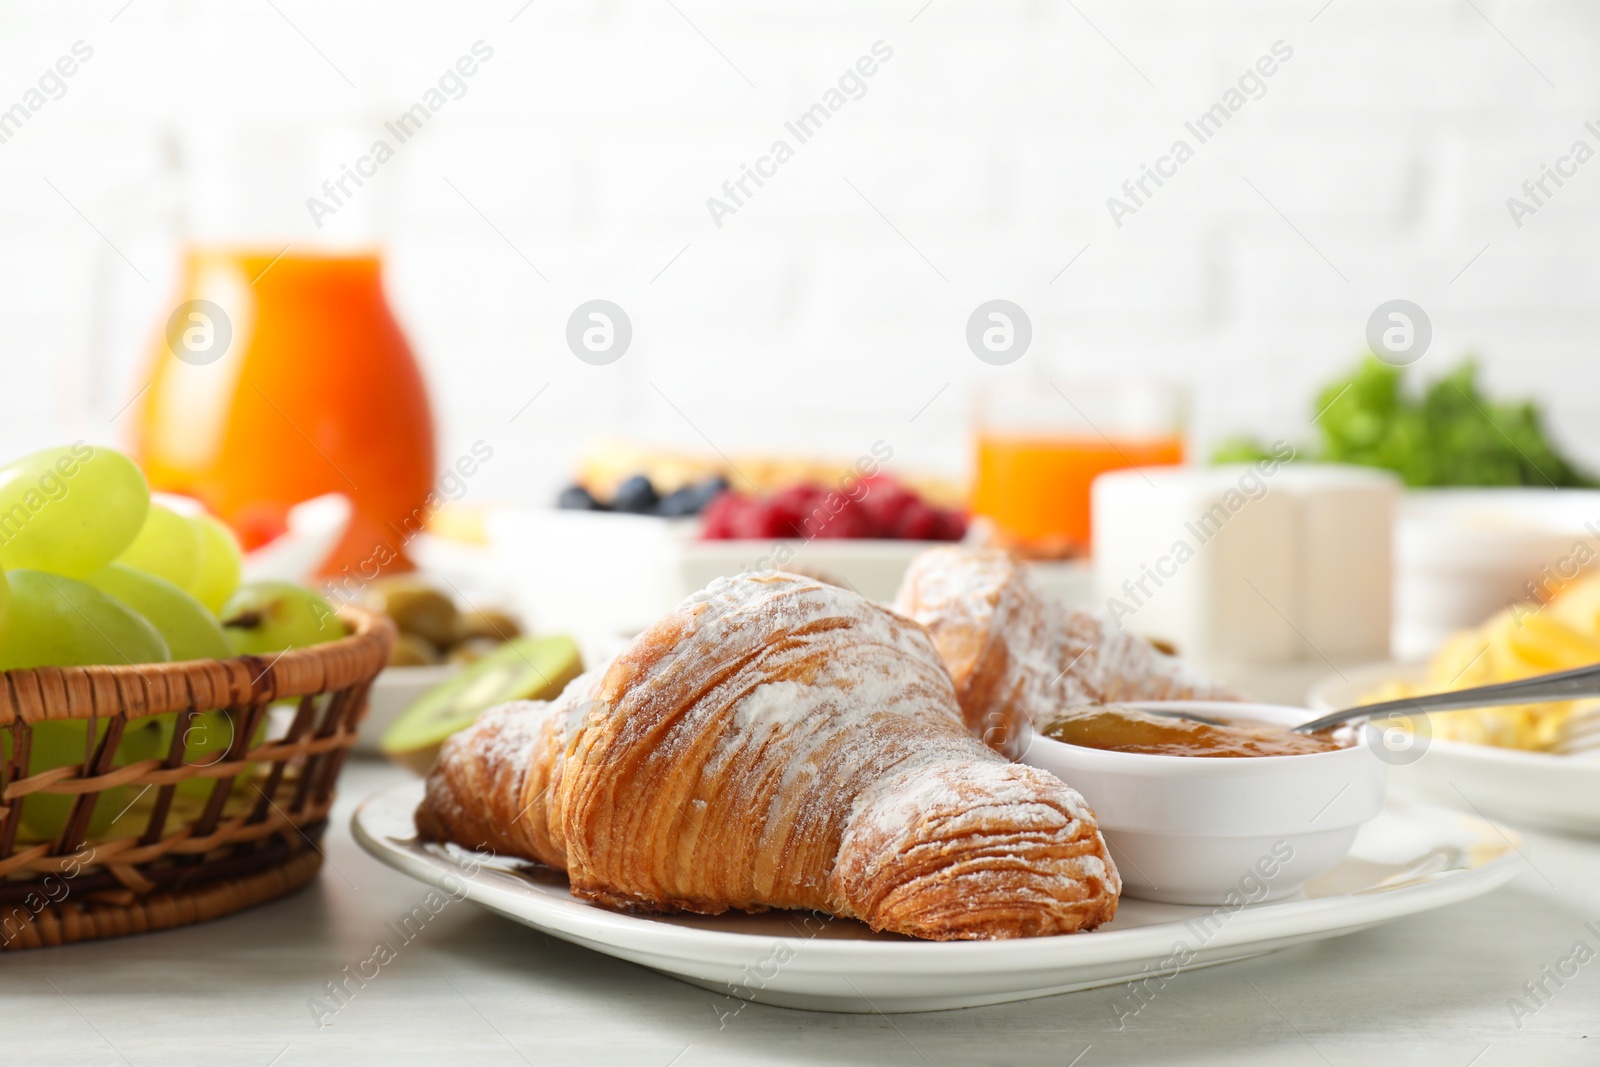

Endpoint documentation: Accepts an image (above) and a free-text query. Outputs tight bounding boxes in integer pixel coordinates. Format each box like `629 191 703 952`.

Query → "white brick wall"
4 0 1600 505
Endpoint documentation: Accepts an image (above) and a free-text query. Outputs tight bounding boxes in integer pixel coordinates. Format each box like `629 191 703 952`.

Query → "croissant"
894 547 1239 757
416 571 1119 940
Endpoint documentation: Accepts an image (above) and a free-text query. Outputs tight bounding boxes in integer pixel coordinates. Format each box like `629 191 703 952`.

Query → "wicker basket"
0 606 393 950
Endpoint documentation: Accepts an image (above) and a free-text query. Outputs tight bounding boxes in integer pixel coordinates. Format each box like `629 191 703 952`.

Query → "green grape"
81 562 257 803
209 580 340 801
115 502 202 590
0 570 170 841
9 717 165 840
187 514 242 613
221 581 345 654
38 564 258 804
0 568 12 650
163 708 268 800
0 443 150 577
0 569 169 669
83 563 229 662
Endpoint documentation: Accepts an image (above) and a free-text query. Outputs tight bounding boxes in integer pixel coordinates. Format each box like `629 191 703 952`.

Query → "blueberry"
654 487 697 517
558 485 605 510
611 474 659 514
684 476 730 509
691 475 730 504
656 476 729 517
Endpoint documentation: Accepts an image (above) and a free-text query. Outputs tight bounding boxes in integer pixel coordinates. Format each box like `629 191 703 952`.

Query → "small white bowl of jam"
1020 702 1386 905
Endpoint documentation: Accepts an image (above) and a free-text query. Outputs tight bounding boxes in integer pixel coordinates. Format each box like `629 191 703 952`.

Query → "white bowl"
485 506 1095 642
1020 702 1388 905
1395 489 1600 659
355 663 460 754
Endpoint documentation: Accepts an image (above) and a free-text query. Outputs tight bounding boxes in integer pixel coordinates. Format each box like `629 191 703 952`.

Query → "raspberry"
699 491 741 539
233 506 289 551
732 497 802 539
859 477 917 538
811 498 873 539
933 508 969 542
895 503 942 541
771 485 823 529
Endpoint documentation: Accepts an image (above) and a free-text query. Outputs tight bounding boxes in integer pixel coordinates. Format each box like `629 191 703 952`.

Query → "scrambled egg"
1375 574 1600 751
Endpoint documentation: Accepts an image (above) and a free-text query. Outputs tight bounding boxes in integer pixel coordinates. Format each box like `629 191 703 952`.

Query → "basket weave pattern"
0 607 392 950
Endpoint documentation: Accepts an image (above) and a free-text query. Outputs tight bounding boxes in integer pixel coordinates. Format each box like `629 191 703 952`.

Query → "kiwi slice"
380 635 583 775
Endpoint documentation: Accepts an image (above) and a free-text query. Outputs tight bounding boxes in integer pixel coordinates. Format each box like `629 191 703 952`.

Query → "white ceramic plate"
353 780 1519 1013
1311 661 1600 835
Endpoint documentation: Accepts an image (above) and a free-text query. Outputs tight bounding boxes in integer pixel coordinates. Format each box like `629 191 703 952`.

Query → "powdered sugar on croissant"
895 547 1239 757
417 572 1119 940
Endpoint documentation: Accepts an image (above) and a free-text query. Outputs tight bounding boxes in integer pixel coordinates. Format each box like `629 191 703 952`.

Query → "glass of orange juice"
971 379 1186 557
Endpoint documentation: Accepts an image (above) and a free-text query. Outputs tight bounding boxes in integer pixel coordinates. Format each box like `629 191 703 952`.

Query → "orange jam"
1040 705 1350 758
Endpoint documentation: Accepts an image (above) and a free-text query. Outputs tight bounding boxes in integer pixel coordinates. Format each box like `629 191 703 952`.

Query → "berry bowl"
488 508 969 640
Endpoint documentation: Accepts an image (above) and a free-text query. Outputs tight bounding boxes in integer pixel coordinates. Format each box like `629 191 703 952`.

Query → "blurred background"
8 0 1600 494
1 0 1600 852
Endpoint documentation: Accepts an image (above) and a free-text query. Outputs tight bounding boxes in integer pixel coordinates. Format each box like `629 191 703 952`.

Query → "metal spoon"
1135 706 1229 727
1130 661 1600 752
1294 660 1600 737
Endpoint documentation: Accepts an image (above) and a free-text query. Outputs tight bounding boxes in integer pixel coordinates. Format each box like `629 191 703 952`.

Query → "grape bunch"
0 443 345 842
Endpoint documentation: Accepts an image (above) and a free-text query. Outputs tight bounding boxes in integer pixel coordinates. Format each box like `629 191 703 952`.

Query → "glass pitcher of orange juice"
131 248 436 578
108 115 439 580
972 380 1186 557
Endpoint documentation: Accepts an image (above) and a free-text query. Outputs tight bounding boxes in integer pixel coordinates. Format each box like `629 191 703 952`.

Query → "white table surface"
6 756 1599 1067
